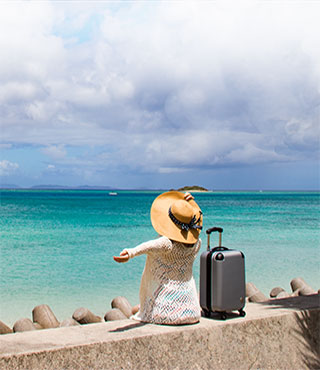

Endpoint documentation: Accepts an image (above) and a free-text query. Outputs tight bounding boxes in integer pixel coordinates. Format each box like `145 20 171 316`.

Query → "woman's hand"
184 192 194 201
113 250 130 263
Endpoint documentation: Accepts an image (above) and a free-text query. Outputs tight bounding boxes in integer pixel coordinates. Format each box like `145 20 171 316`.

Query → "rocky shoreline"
0 277 318 335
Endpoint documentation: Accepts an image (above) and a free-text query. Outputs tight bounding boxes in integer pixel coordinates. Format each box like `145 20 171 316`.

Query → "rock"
60 318 81 327
291 289 301 297
246 282 259 297
249 292 269 303
290 277 316 295
276 291 291 299
246 282 268 302
32 304 59 329
104 308 127 321
72 307 102 324
0 320 13 334
270 287 285 298
298 285 316 296
33 322 43 330
13 318 37 333
290 277 306 291
132 304 140 315
111 296 132 318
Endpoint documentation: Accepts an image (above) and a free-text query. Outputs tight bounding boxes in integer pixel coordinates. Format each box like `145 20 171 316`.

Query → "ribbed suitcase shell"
199 228 246 318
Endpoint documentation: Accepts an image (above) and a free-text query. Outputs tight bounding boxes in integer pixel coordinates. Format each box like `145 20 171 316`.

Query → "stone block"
32 304 59 329
60 318 81 327
0 320 12 335
73 308 102 324
104 308 127 321
111 296 132 318
270 286 285 298
13 318 37 333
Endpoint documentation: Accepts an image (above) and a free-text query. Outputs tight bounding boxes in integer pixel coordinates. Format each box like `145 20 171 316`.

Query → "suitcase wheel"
202 309 211 318
239 309 246 317
220 312 227 320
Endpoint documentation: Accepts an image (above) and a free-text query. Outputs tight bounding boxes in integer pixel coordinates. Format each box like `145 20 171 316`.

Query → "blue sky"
0 1 319 190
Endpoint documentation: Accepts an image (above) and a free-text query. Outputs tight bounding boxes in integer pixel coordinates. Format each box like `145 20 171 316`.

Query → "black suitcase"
199 227 246 320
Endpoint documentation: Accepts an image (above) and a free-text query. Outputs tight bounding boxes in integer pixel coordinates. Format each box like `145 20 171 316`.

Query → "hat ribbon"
168 208 203 231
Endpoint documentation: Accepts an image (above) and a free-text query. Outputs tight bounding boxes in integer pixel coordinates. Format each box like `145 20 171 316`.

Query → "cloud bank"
0 1 319 187
0 160 19 177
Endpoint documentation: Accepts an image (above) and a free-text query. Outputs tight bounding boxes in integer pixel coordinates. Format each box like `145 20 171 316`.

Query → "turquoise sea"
1 189 319 326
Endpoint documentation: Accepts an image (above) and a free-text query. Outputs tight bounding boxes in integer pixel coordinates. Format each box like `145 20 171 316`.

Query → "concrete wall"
0 295 319 370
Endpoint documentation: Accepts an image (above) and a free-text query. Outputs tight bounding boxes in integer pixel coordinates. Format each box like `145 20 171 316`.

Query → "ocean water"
0 189 319 326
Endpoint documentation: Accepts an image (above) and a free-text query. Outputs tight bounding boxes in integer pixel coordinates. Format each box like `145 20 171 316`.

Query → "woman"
113 191 203 325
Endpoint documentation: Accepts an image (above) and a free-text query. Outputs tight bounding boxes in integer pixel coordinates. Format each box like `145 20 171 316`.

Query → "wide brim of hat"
150 191 202 244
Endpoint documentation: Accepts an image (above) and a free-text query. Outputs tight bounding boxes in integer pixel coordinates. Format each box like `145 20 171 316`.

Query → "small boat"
109 192 118 196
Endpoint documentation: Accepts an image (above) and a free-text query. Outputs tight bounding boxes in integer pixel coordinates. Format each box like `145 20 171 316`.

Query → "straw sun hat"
150 191 203 244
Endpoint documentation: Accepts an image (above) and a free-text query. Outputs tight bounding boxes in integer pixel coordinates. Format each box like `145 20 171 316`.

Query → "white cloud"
0 1 319 178
41 145 67 160
0 160 19 176
0 82 41 104
225 144 289 165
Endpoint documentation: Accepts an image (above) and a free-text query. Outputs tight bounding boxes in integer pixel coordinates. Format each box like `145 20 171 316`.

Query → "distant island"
177 185 209 192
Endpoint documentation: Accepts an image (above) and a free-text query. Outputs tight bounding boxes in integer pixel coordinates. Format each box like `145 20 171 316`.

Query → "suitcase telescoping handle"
206 227 223 251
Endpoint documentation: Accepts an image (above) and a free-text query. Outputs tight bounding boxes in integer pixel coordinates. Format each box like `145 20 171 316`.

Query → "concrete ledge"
0 295 319 369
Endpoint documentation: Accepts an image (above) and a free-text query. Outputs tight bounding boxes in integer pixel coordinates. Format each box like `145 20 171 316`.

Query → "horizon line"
0 185 319 192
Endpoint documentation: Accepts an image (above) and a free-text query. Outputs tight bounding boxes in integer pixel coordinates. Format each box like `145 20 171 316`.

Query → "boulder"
32 304 59 329
246 282 268 303
33 322 43 330
0 320 13 334
13 318 37 333
291 289 301 297
60 318 81 327
246 282 259 297
290 277 316 296
111 296 132 318
298 285 316 296
276 291 291 299
270 287 285 298
104 308 127 321
73 307 102 324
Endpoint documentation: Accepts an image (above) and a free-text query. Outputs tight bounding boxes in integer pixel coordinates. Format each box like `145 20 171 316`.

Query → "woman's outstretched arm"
113 236 172 263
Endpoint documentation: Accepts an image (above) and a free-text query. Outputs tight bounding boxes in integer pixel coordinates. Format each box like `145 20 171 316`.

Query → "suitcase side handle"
206 227 223 250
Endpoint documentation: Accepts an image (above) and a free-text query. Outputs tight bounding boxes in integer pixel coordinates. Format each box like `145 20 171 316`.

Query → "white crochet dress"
123 236 201 325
